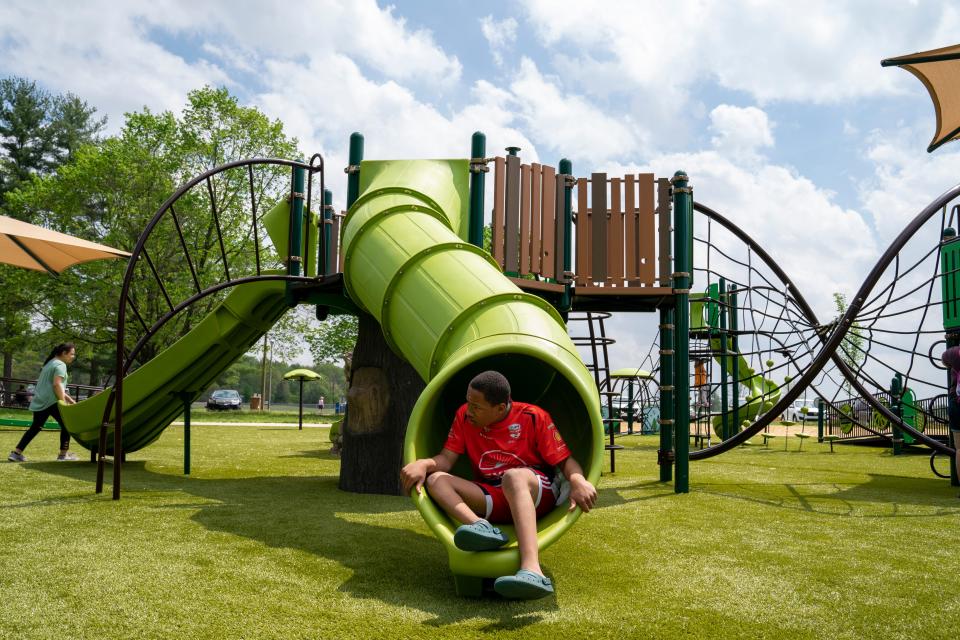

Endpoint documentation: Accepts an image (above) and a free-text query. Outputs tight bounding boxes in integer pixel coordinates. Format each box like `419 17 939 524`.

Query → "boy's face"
465 386 507 428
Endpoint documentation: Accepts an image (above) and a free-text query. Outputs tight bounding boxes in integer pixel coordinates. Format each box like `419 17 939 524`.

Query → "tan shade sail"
0 214 130 275
882 44 960 152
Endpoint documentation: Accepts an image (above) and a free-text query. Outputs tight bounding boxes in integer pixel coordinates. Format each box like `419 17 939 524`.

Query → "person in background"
940 345 960 490
8 343 78 462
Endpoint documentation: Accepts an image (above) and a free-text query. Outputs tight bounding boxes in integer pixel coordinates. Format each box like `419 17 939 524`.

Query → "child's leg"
49 405 70 453
500 467 544 575
14 407 50 453
425 472 488 525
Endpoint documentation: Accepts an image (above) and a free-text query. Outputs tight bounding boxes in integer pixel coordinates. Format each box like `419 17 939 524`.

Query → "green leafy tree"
304 314 358 387
833 292 866 397
6 86 300 373
0 77 105 386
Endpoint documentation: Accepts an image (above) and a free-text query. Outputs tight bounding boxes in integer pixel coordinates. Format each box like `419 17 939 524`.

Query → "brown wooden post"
591 173 608 283
624 174 638 284
639 173 656 286
610 177 624 286
492 156 506 267
519 163 531 275
504 154 521 273
542 165 557 279
657 178 672 286
576 178 590 286
530 163 542 275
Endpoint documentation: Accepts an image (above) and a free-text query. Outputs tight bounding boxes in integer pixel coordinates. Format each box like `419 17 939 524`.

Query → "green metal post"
730 285 740 434
817 398 824 442
468 132 486 249
322 188 333 275
288 166 306 276
890 373 903 455
347 132 364 209
175 391 191 475
627 379 635 435
672 171 692 494
659 307 674 482
719 277 729 440
559 158 574 311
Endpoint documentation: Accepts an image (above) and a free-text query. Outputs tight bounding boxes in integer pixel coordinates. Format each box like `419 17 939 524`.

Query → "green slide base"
60 278 294 454
453 574 485 598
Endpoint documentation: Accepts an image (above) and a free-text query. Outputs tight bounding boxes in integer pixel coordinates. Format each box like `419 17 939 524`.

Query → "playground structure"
45 116 960 591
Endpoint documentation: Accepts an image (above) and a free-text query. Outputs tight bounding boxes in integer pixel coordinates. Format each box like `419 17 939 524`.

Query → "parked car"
206 389 242 411
784 399 819 422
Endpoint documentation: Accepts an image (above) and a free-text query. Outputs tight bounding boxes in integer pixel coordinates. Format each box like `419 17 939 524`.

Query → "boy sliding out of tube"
400 370 597 599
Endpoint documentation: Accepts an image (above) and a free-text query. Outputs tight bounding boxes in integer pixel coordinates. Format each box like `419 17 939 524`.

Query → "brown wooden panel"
638 173 656 286
657 177 671 286
492 156 506 267
509 277 565 294
553 171 565 281
530 163 542 275
576 178 590 286
519 163 531 275
591 173 607 283
504 155 521 273
575 285 673 296
610 177 624 285
624 174 638 281
541 165 556 279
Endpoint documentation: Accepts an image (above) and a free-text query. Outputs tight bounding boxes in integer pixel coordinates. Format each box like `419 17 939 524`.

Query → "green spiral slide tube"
340 159 603 595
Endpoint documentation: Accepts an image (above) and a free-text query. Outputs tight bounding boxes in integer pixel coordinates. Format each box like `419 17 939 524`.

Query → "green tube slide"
341 159 603 594
59 278 294 453
707 336 780 438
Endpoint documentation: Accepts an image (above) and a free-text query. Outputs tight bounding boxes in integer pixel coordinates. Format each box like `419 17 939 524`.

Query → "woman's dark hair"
468 370 511 406
44 342 76 365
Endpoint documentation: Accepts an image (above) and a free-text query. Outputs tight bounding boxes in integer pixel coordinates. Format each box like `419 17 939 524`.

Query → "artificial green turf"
1 427 957 639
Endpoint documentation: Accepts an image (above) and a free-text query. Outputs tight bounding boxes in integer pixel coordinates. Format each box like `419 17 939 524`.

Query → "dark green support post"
174 391 192 475
730 284 740 433
719 277 729 440
817 398 824 442
347 132 364 209
322 188 333 275
672 171 693 494
890 373 903 455
288 166 306 276
659 307 674 482
627 379 635 435
560 158 574 312
468 132 486 249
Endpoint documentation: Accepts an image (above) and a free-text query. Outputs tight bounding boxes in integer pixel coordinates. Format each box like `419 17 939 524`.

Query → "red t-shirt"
443 401 571 481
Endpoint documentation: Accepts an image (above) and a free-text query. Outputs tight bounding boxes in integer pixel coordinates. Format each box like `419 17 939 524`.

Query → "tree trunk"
339 313 425 495
2 351 12 405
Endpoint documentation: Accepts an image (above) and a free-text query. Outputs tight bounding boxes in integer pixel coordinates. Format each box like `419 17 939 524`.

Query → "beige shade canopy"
0 214 131 275
882 44 960 152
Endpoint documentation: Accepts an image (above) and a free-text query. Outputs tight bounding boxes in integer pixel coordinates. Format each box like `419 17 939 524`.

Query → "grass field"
1 425 958 639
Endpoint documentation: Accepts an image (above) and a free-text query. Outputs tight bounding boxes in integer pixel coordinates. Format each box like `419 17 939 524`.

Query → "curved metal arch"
690 191 959 459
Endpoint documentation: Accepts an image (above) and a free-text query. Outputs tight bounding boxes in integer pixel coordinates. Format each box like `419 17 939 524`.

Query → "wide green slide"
59 278 293 453
341 159 603 596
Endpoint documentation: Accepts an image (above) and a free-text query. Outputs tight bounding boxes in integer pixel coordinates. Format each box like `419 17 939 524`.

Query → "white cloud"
480 15 519 66
709 105 775 158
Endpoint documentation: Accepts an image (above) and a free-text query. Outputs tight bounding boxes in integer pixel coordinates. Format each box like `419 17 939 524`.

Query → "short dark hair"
468 370 511 406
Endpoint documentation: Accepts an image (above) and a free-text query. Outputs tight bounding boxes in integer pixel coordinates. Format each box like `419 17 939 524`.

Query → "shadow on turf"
30 461 557 627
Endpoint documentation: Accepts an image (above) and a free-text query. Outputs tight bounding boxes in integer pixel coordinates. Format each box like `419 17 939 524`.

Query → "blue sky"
2 0 959 370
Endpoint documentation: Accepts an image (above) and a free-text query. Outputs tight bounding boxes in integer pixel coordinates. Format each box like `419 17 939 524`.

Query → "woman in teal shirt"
8 343 78 462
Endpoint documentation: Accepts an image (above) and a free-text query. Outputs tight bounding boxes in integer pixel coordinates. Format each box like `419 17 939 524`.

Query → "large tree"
0 77 105 390
5 86 300 380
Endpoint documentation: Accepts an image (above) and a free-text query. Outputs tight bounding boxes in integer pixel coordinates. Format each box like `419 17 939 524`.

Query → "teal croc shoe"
453 519 509 551
494 570 554 600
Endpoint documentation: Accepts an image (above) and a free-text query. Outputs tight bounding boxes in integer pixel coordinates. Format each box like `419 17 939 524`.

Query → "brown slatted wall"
504 155 521 273
624 175 638 284
576 178 590 286
591 173 607 282
638 173 656 286
492 157 506 267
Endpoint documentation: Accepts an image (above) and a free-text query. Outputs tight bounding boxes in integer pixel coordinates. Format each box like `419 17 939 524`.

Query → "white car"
784 399 819 422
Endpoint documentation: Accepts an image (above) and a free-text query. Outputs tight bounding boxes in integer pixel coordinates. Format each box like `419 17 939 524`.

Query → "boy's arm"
559 456 597 513
400 448 459 495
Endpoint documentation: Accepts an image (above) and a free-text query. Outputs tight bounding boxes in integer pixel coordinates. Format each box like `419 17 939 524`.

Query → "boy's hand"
568 476 597 513
400 460 428 496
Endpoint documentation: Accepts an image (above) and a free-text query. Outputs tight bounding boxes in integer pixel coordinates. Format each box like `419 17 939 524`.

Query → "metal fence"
822 391 950 441
0 375 104 409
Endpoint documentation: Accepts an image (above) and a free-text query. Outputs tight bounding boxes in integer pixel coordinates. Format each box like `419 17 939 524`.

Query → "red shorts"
476 468 560 524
